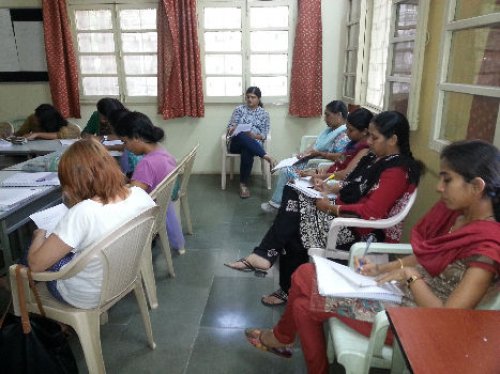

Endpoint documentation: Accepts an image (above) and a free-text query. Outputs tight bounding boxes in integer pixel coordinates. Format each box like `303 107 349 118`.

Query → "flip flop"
245 328 293 358
224 258 268 277
261 289 288 307
239 184 250 199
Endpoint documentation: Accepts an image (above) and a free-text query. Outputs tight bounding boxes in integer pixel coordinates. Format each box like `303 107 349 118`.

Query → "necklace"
448 215 495 233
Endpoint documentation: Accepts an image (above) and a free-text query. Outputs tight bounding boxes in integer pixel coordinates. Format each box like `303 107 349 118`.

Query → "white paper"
271 156 299 172
30 203 68 237
60 139 79 146
288 178 336 200
313 255 403 303
0 139 13 148
0 187 50 210
1 172 60 187
102 139 124 146
230 123 252 137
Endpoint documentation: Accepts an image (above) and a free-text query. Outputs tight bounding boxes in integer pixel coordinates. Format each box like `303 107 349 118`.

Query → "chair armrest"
348 242 413 267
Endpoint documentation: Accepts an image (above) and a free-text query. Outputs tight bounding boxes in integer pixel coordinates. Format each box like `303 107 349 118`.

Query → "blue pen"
357 234 375 272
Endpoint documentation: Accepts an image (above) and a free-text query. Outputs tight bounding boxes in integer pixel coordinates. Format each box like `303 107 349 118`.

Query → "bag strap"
15 265 31 334
26 268 46 318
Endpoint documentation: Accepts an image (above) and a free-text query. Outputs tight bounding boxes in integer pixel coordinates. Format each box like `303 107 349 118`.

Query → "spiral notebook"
1 172 60 187
313 255 403 303
288 177 336 200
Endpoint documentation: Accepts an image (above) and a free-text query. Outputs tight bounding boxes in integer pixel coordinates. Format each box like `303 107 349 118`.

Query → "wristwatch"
406 274 422 286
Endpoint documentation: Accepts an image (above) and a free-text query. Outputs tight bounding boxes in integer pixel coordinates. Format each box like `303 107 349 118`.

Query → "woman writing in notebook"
226 86 275 199
243 140 500 374
226 111 423 306
27 139 156 309
114 111 185 255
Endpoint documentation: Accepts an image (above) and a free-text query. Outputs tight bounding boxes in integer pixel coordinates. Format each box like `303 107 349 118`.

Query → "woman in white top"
28 138 156 309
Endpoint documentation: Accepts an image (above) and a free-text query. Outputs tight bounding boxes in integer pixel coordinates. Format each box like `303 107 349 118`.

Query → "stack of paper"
313 255 404 303
1 172 60 187
230 123 252 137
29 203 68 237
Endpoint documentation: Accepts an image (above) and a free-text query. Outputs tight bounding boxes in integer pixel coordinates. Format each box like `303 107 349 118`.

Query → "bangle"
336 205 341 216
397 258 404 269
406 274 423 287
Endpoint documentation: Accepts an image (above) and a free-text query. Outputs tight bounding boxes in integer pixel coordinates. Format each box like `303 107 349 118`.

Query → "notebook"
1 172 60 187
313 255 404 303
0 187 51 211
230 123 253 137
30 203 68 237
287 177 336 200
271 156 300 172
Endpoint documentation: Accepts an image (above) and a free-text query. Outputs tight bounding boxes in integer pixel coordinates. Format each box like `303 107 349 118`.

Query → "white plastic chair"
327 241 500 374
0 121 14 137
308 189 418 261
9 206 158 374
173 143 199 235
142 164 182 309
221 132 272 190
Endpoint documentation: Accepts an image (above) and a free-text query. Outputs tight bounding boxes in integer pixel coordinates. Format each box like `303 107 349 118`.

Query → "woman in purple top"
114 111 185 253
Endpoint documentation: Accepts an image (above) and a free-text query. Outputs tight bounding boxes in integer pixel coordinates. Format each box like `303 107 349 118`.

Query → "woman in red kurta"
226 111 423 305
245 140 500 374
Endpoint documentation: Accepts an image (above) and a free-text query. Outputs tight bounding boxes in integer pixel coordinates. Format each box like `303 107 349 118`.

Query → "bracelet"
406 274 423 287
397 258 404 269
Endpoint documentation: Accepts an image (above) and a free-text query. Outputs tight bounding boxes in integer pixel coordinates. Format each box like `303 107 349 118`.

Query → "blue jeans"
229 133 266 184
270 159 309 205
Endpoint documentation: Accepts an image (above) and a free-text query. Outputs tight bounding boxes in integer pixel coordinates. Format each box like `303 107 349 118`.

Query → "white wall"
0 0 348 174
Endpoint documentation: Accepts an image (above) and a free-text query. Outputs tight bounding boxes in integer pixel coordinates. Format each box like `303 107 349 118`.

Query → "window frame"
430 1 500 151
198 0 296 104
68 0 158 105
342 0 429 130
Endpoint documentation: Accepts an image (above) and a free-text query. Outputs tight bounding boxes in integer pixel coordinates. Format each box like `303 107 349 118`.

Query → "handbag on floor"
0 265 78 374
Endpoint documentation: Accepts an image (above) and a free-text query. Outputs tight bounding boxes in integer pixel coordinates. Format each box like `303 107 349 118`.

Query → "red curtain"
289 0 322 118
42 0 80 118
158 0 204 120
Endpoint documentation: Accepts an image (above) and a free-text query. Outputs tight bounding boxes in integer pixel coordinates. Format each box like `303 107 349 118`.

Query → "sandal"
245 328 292 358
239 184 250 199
224 258 268 277
261 289 288 307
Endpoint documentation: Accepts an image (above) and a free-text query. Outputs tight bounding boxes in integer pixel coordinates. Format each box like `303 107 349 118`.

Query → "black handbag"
0 265 78 374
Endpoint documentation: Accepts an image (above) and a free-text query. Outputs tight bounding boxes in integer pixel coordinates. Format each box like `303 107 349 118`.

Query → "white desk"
0 139 68 156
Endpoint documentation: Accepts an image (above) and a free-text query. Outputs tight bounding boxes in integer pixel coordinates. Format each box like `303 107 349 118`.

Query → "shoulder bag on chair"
0 265 78 374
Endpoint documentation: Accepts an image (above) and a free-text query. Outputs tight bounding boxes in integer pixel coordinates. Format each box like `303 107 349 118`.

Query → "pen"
357 234 375 272
323 173 335 183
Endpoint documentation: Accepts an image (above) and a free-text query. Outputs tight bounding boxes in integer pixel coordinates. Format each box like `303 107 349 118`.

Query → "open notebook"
271 156 300 172
29 203 68 237
312 255 404 303
1 172 60 187
287 177 336 200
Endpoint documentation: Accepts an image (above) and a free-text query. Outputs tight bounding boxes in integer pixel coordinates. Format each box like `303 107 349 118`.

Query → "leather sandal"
261 289 288 307
245 328 293 358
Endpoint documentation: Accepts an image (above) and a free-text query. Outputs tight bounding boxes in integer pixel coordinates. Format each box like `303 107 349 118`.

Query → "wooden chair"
173 143 199 235
326 241 500 374
308 189 418 261
221 132 272 190
9 206 158 374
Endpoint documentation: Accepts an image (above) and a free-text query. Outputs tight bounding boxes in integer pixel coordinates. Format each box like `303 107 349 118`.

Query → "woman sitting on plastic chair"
243 140 500 374
226 86 275 199
226 111 423 306
27 139 156 309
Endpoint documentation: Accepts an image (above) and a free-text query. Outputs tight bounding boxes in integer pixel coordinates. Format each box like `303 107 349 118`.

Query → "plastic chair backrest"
0 121 14 137
175 143 199 201
300 135 318 152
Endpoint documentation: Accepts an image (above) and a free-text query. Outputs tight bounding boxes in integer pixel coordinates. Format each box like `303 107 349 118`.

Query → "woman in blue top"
227 86 275 199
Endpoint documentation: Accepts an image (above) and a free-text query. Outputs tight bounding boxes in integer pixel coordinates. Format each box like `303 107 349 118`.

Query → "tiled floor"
1 174 368 373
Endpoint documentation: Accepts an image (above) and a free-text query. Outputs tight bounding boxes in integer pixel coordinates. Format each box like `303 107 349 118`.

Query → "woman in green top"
81 98 125 139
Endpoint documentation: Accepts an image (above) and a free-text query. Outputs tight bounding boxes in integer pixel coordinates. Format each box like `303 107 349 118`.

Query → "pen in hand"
356 234 375 273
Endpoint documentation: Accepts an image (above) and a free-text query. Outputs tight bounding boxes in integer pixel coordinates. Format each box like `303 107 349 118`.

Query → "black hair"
325 100 348 119
34 104 68 132
108 109 130 130
113 111 164 143
96 98 126 118
441 140 500 221
246 86 263 107
346 107 373 131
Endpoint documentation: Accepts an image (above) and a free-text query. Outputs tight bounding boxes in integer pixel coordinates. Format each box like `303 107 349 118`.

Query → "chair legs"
71 312 106 374
140 247 159 309
221 154 227 189
180 195 193 235
133 281 156 350
158 229 176 278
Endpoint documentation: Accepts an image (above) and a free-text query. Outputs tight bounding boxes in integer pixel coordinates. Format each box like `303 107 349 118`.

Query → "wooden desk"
387 307 500 374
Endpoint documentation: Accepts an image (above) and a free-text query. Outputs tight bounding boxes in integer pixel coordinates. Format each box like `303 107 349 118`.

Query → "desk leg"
391 339 410 374
0 220 13 275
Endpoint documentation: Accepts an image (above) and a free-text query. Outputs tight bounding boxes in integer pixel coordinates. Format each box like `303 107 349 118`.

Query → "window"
342 0 429 129
430 0 500 151
69 2 157 103
199 0 294 103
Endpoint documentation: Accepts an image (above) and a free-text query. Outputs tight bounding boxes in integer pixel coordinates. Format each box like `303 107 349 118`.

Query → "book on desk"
1 172 60 187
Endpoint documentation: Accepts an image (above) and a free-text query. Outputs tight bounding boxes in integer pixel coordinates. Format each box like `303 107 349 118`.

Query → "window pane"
344 76 356 98
120 9 156 30
82 76 119 95
251 31 288 52
350 0 361 21
75 10 112 31
123 55 157 74
392 41 414 76
204 31 241 52
205 54 242 75
251 76 287 96
77 33 115 53
121 32 157 53
204 8 241 29
346 51 358 74
447 26 500 88
80 55 117 74
206 77 242 96
251 54 287 74
441 91 499 142
455 0 500 20
348 23 359 49
126 77 157 96
250 6 288 28
387 82 409 114
394 1 418 37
